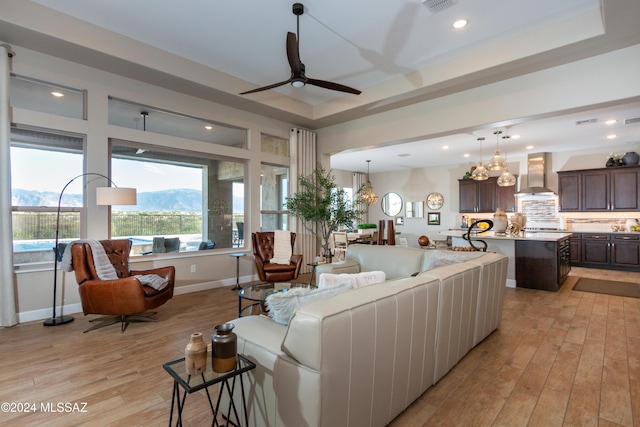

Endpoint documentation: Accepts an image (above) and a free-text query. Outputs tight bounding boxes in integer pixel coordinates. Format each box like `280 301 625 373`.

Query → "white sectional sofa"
227 245 508 427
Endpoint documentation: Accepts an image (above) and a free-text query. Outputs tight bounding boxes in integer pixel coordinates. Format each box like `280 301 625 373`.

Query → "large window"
111 142 246 254
11 127 84 263
260 164 289 231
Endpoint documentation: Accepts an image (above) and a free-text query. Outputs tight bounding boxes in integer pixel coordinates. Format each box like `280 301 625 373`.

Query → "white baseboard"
17 274 259 324
506 279 516 288
19 303 84 324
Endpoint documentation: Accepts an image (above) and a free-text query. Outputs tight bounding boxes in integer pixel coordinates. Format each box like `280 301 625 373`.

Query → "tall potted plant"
286 164 367 258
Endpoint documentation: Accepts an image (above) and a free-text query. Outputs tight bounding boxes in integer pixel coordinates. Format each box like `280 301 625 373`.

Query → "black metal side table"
229 253 246 291
163 354 255 427
307 262 319 286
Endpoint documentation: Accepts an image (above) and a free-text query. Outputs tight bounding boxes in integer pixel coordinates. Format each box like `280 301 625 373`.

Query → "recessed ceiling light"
607 134 617 139
526 145 534 150
205 125 213 130
442 145 449 150
453 19 468 29
510 134 520 139
51 91 64 97
463 153 470 158
605 119 617 125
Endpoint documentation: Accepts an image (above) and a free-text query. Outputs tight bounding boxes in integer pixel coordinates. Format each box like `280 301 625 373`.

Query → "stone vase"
622 152 639 166
184 332 208 375
212 323 237 373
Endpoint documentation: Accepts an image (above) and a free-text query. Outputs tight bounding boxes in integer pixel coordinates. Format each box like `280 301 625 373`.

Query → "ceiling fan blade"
306 78 361 95
286 32 303 74
239 79 292 95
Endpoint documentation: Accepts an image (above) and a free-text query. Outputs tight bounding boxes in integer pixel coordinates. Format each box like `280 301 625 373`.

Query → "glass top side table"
163 353 255 426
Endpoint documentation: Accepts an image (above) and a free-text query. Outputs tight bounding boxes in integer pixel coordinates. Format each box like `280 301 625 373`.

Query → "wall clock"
426 192 444 210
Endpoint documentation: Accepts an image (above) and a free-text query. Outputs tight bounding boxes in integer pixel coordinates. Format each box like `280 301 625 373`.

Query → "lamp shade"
96 187 137 206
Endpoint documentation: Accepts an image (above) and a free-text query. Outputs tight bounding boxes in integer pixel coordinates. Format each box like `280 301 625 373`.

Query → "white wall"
10 45 294 322
317 45 640 165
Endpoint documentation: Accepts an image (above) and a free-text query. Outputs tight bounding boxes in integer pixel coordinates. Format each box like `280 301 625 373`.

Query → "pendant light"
472 137 489 181
497 134 517 187
361 160 379 205
488 130 507 171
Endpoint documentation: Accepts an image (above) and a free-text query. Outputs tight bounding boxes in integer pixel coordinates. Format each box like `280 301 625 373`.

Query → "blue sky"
12 147 202 193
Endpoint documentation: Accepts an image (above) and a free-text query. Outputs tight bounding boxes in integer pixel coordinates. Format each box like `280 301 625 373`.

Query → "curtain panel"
352 172 368 224
0 44 17 326
290 128 316 273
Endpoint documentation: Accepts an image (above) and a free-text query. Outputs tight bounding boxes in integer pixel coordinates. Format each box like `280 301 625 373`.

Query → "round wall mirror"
381 192 403 216
426 192 444 210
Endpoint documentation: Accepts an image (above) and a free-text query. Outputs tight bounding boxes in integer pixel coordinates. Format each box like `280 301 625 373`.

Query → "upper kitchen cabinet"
558 172 581 212
459 177 516 213
559 166 640 212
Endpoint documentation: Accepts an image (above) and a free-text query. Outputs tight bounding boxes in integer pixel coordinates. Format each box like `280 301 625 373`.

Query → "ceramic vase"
185 332 208 376
212 323 237 373
622 152 640 166
493 208 508 233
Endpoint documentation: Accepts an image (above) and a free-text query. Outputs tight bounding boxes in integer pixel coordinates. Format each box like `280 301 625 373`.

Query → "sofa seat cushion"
261 262 297 274
265 283 353 325
318 271 386 289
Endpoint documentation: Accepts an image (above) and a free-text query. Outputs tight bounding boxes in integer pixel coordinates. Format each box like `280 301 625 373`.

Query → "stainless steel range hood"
515 153 556 196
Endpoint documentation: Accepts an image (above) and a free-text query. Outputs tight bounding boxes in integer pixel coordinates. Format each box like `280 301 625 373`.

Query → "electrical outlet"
190 264 196 273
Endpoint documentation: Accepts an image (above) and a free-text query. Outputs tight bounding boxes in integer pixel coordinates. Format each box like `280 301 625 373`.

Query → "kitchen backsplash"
462 195 639 232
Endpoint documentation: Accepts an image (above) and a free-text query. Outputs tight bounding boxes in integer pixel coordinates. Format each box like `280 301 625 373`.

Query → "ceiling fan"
240 3 361 96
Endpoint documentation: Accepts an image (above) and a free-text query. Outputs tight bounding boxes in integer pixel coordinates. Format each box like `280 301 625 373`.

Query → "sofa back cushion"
420 249 484 272
282 275 441 426
346 245 425 279
418 262 482 383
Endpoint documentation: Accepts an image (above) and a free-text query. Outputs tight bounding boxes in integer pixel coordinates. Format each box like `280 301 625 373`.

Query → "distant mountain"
11 188 242 213
117 189 203 212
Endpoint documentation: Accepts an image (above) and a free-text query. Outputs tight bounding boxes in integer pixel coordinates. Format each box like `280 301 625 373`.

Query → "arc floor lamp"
44 173 136 326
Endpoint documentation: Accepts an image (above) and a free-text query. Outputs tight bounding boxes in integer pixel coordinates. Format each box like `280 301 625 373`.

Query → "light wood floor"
1 268 640 426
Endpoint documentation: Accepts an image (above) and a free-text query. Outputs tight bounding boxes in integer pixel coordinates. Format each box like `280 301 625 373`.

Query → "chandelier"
361 160 379 205
487 130 507 171
497 134 516 187
472 137 489 181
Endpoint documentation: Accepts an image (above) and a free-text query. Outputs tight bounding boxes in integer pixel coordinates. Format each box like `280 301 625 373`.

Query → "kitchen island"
439 230 573 291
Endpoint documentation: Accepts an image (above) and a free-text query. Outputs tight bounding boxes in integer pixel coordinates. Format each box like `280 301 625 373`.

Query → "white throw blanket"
270 230 292 265
60 239 168 291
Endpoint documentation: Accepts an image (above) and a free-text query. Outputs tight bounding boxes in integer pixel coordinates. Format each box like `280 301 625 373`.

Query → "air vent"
421 0 456 13
575 118 598 125
625 117 640 125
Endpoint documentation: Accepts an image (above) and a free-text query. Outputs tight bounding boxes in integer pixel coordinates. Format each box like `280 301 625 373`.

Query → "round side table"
229 253 246 291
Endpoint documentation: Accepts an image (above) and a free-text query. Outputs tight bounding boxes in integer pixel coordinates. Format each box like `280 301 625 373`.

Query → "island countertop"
439 230 572 242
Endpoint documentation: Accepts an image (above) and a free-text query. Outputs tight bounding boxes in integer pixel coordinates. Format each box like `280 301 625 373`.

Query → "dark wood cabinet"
571 232 640 271
582 170 609 211
611 234 640 268
569 233 581 264
611 168 640 211
458 179 478 213
582 234 610 265
515 236 571 291
558 172 581 212
558 166 640 212
458 177 516 213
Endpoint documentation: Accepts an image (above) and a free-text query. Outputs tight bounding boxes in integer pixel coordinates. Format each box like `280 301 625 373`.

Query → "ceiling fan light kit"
239 3 361 96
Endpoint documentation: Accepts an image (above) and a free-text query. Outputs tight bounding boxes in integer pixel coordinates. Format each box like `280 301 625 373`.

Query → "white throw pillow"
318 271 386 290
265 283 352 325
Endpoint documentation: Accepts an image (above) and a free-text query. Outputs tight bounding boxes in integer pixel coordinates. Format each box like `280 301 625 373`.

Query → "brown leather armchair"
71 239 175 333
252 232 303 282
